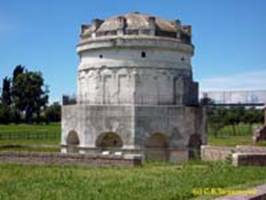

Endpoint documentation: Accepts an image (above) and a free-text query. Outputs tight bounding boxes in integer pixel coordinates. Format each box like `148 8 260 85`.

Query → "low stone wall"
201 145 235 161
201 145 266 167
0 152 143 167
236 145 266 153
253 126 266 143
232 153 266 167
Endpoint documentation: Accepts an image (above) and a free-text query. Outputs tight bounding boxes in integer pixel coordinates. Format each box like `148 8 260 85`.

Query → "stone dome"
97 12 176 32
80 12 192 44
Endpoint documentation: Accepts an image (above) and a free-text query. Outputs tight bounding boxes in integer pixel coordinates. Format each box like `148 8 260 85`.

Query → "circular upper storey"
78 12 193 53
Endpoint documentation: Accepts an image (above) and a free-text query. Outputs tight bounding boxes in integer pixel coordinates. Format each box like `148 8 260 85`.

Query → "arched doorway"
66 130 80 153
96 132 123 150
145 133 168 161
188 134 202 159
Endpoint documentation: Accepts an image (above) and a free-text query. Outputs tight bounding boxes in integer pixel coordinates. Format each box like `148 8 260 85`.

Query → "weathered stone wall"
232 153 266 167
77 67 195 105
253 126 266 143
201 145 235 161
77 36 195 106
62 105 205 150
236 145 266 153
0 152 142 167
79 47 192 70
201 145 266 166
62 105 135 148
62 104 206 163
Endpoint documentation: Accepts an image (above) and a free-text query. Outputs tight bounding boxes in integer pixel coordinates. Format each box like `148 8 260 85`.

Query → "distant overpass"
201 90 266 105
207 103 265 107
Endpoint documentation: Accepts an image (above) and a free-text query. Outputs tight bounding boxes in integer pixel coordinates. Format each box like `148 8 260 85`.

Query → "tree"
11 65 25 122
207 106 264 137
208 107 227 137
12 65 24 82
0 77 12 123
1 77 11 106
0 103 10 124
11 65 49 123
200 94 214 106
45 102 61 123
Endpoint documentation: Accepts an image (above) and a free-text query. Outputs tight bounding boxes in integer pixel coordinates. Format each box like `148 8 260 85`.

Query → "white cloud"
199 69 266 92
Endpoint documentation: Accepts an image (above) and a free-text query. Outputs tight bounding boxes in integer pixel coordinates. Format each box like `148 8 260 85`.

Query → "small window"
99 54 103 59
141 51 146 58
181 57 185 62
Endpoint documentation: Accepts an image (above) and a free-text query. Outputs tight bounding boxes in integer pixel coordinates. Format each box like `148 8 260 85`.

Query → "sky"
0 0 266 102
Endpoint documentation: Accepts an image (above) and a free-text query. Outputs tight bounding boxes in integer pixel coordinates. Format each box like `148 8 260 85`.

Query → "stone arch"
187 134 202 159
144 133 169 161
96 132 123 150
66 130 80 153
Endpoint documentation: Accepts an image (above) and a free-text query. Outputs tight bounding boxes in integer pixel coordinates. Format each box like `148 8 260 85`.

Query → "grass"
0 124 265 199
0 144 60 152
208 123 266 147
0 123 60 145
0 161 264 200
208 135 253 147
0 123 61 152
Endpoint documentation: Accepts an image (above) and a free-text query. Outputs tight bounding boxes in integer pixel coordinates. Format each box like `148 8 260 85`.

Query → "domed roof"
80 12 192 43
97 12 177 32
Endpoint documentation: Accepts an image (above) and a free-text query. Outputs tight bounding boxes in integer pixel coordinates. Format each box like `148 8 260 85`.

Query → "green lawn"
208 135 253 147
0 161 264 200
0 123 61 152
0 145 60 152
0 123 60 145
0 124 265 199
208 123 266 147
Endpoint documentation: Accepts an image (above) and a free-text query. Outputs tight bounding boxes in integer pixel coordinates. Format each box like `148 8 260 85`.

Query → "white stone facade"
62 13 206 162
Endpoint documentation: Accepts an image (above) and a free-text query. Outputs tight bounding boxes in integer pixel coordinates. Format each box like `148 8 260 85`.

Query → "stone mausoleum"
61 12 206 163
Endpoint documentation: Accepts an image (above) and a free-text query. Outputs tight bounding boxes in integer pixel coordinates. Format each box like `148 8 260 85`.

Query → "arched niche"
144 133 169 161
66 130 80 153
96 132 123 150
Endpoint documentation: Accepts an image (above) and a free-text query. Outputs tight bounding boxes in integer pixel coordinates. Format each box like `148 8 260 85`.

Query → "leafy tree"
1 77 11 106
12 65 24 82
0 65 50 124
11 65 25 122
44 102 61 123
200 94 214 105
207 106 264 137
0 103 10 124
0 77 12 123
208 107 227 137
12 71 49 123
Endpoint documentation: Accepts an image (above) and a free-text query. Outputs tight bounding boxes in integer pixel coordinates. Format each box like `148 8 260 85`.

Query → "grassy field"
0 161 264 200
0 123 61 152
0 124 265 199
207 123 266 147
208 135 253 146
208 123 255 137
0 123 60 145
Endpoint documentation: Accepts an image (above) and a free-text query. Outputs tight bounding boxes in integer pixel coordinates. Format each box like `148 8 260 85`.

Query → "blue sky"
0 0 266 102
